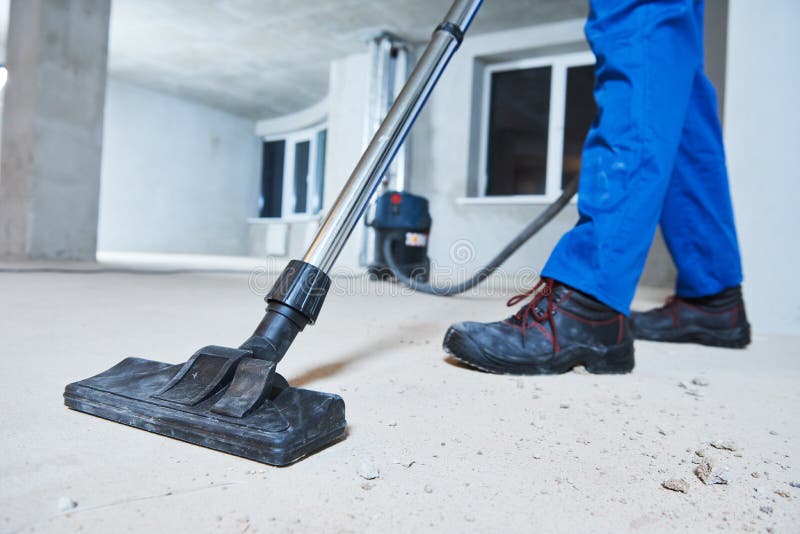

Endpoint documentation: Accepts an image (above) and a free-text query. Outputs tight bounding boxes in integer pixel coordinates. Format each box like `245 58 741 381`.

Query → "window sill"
456 195 564 206
247 215 322 224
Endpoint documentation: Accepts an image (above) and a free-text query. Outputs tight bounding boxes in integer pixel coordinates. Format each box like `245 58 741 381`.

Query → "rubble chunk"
710 440 737 452
662 478 690 493
695 457 728 485
358 461 380 480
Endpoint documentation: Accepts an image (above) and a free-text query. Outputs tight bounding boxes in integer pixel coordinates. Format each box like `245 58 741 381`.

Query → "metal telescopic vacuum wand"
241 0 484 363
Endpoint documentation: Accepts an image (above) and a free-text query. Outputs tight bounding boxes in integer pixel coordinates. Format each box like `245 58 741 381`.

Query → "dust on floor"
1 268 798 533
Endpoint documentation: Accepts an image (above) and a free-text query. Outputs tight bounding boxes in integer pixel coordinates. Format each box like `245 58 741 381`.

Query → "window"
259 125 327 219
478 52 596 201
260 140 285 218
486 66 552 195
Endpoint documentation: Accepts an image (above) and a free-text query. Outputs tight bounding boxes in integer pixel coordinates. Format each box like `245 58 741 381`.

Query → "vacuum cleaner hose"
382 177 579 296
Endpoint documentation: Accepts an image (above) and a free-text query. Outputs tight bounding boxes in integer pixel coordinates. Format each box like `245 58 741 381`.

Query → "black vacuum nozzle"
63 261 346 466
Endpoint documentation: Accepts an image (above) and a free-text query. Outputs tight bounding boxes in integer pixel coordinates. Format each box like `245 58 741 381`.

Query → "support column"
0 0 110 260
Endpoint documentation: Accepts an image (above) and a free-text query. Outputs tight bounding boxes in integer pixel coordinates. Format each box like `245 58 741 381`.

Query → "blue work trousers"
542 0 743 314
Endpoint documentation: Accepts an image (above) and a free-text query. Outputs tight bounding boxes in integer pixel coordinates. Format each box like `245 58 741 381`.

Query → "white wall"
98 79 261 255
323 52 371 271
725 0 800 334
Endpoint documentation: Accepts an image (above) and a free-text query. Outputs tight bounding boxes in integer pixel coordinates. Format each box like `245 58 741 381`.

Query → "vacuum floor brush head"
64 346 346 466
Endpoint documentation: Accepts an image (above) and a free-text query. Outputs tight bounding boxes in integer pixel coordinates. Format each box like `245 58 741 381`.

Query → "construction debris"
392 458 416 468
710 440 737 452
662 478 690 493
694 457 728 485
358 461 381 480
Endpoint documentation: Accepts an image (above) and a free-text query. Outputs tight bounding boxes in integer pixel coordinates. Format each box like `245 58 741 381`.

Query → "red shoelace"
658 295 681 326
506 277 560 352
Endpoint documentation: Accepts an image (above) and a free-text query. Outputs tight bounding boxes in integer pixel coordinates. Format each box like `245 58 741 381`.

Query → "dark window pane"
293 141 310 214
314 130 327 214
562 64 596 188
486 66 551 196
260 140 284 218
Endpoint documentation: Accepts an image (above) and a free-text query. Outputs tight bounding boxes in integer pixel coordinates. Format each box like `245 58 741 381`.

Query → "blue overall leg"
660 3 743 298
541 0 740 313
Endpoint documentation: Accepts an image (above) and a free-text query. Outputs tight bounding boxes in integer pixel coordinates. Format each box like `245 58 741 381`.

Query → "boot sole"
632 324 751 348
443 327 634 376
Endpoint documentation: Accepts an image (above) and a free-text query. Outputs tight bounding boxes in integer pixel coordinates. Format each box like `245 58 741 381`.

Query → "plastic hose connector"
266 260 331 324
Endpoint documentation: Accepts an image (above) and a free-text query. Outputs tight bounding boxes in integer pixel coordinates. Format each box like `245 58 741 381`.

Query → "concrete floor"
1 261 798 533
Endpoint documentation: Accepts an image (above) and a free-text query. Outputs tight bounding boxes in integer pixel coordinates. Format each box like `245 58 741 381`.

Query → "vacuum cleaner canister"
64 344 346 466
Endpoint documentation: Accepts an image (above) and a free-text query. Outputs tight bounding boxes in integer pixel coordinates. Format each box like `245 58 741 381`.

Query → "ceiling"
0 0 587 119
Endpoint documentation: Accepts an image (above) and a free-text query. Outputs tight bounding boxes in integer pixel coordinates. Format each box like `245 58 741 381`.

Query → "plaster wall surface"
98 80 261 256
724 0 800 334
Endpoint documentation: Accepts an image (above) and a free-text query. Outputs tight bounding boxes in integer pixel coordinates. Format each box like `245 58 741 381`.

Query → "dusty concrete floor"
1 261 798 533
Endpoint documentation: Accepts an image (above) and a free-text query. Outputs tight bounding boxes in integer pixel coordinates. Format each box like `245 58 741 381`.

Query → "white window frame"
475 50 595 203
262 123 326 221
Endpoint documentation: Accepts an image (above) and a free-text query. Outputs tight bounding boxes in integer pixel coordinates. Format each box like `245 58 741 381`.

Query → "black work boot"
629 286 750 348
442 278 634 375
